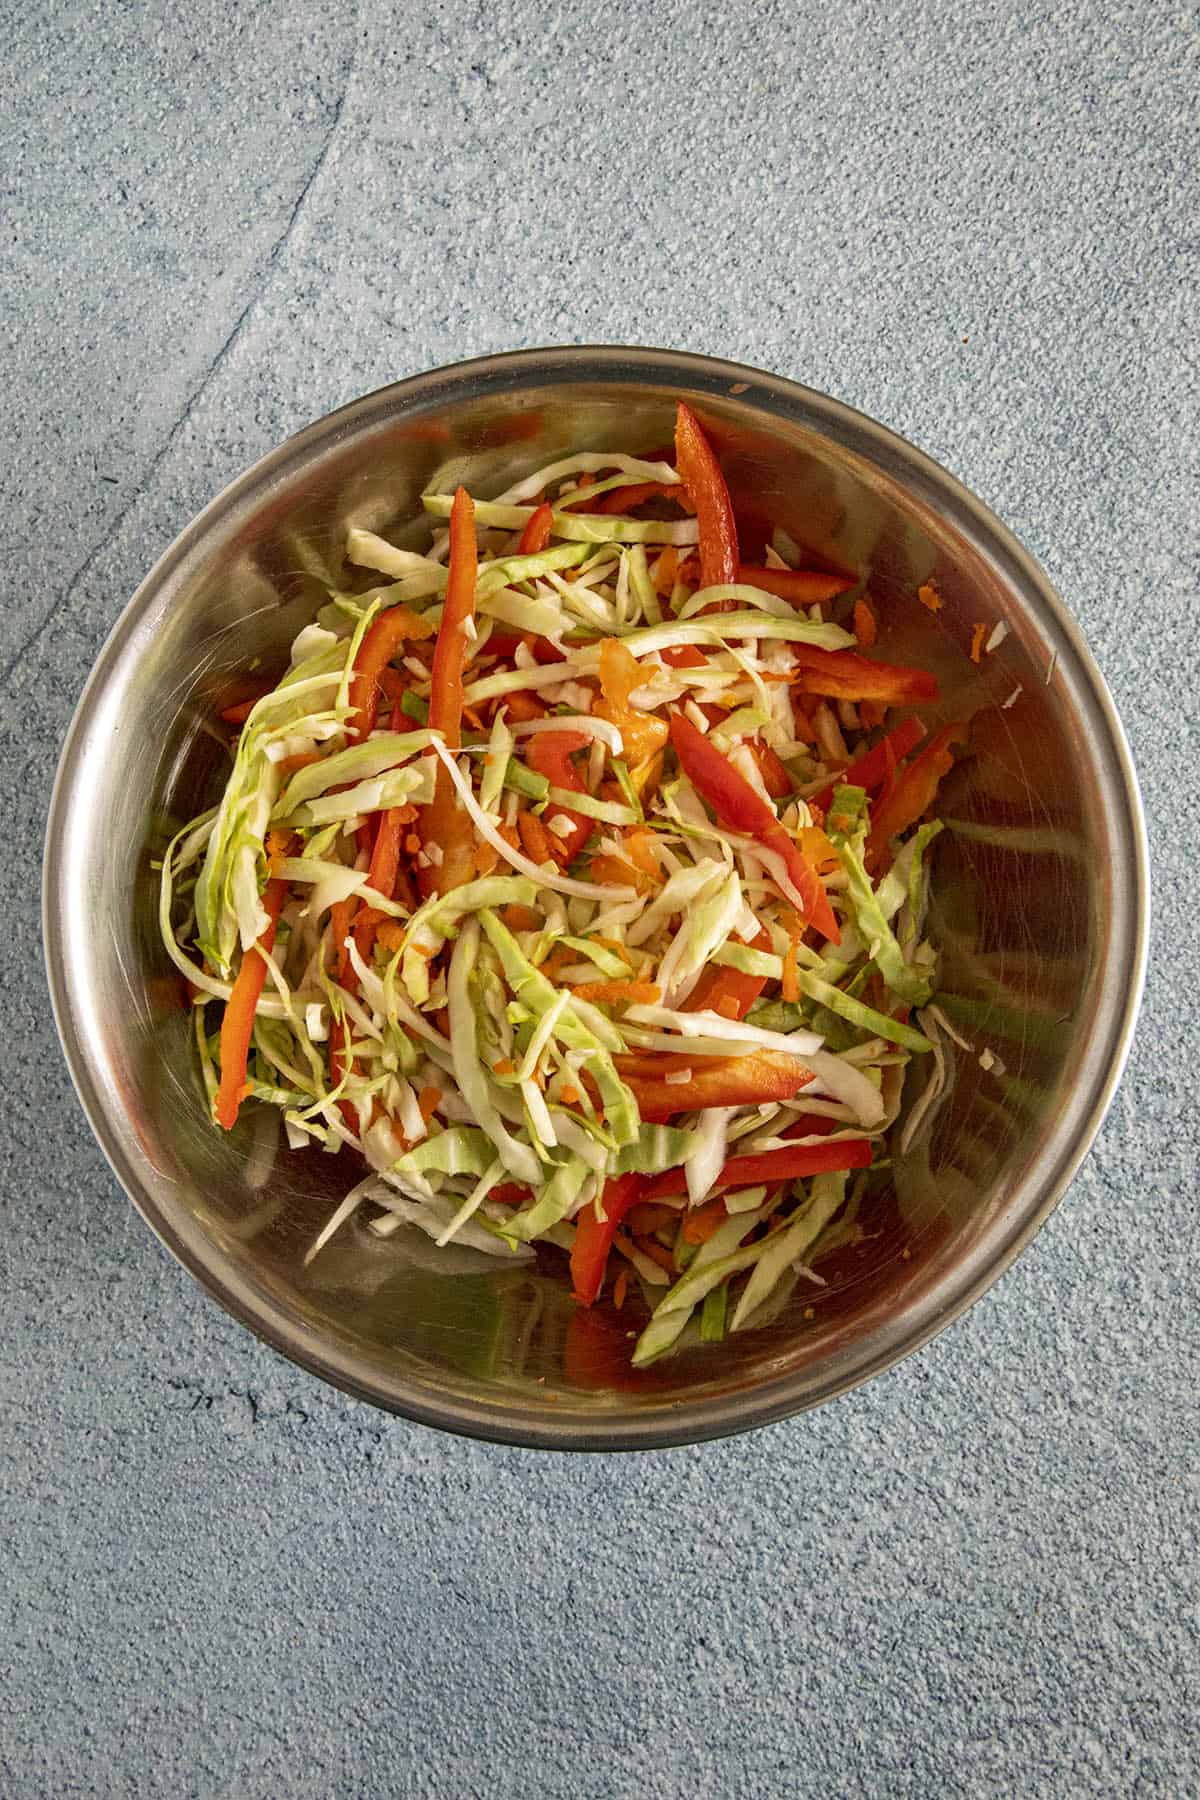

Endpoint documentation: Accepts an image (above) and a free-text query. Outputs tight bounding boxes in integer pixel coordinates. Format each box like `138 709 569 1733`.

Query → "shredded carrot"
622 827 661 883
970 622 987 664
681 1197 730 1245
474 840 500 875
264 829 293 876
612 1269 629 1310
853 597 878 649
653 546 680 596
492 1058 516 1076
517 810 558 867
463 704 485 730
590 852 655 895
558 1084 582 1105
502 903 542 932
274 750 322 780
568 979 662 1005
633 1236 676 1273
504 690 547 722
418 1085 442 1124
781 938 801 1003
591 936 635 968
404 832 422 855
376 921 406 954
918 581 943 612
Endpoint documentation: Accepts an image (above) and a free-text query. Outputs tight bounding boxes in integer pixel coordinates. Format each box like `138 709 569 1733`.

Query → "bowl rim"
43 343 1150 1450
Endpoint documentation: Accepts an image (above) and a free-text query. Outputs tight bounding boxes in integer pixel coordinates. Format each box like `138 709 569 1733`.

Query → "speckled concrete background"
3 2 1196 1794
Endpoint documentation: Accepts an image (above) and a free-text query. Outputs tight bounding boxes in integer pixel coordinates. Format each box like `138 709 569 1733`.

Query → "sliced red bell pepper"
524 730 592 864
346 608 435 741
642 1138 873 1201
660 644 708 670
867 721 968 864
419 486 479 894
484 633 566 665
812 717 927 812
753 741 793 800
595 480 694 515
617 1047 815 1124
737 565 856 605
674 403 738 590
669 710 840 943
214 877 288 1131
570 1173 650 1306
517 501 554 554
790 646 938 705
682 925 773 1021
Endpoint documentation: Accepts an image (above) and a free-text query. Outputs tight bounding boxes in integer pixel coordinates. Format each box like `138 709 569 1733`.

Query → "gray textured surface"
3 1 1197 1793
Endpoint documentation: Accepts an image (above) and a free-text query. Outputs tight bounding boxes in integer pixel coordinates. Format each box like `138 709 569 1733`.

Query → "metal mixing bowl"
43 347 1148 1449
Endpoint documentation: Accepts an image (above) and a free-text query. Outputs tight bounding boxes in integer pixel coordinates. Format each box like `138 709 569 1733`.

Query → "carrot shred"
970 622 987 663
418 1086 442 1124
781 938 800 1003
633 1236 677 1273
853 597 878 648
492 1058 516 1076
517 810 558 867
568 979 662 1005
653 546 680 596
918 581 943 612
612 1269 629 1310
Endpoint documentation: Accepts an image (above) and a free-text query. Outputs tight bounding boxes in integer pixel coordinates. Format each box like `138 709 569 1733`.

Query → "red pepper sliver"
518 502 554 555
214 878 288 1131
737 565 855 606
669 710 840 944
420 486 479 895
812 717 927 812
674 402 738 590
570 1174 650 1306
524 730 592 864
642 1139 873 1202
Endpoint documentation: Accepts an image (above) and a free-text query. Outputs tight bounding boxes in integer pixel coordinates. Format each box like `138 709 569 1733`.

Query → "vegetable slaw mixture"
161 404 965 1367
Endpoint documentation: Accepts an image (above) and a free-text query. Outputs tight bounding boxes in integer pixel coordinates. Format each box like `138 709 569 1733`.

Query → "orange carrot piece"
970 622 987 664
853 597 878 648
567 979 662 1005
781 937 801 1003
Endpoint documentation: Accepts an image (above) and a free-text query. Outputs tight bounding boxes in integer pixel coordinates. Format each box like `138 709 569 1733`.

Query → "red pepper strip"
867 721 969 864
737 565 856 605
754 741 794 799
674 402 738 590
517 501 554 555
669 710 840 944
642 1138 873 1202
594 480 694 515
346 608 435 741
482 633 567 666
682 925 773 1021
523 730 592 864
617 1048 814 1124
214 878 288 1131
419 486 479 895
570 1173 651 1305
790 646 938 705
812 717 927 813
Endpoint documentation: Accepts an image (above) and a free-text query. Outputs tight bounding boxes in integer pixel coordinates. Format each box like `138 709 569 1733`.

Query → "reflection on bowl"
43 347 1147 1449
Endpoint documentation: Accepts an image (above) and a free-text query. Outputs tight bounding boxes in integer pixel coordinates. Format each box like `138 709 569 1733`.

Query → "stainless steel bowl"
43 347 1148 1449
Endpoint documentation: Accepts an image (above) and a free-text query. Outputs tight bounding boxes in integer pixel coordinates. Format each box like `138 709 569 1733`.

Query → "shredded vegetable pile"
161 404 967 1367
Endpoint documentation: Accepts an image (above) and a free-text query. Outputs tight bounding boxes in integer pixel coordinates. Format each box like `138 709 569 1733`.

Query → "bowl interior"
45 350 1145 1447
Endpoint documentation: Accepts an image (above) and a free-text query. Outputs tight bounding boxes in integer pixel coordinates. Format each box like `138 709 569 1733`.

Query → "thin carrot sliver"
970 622 987 664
